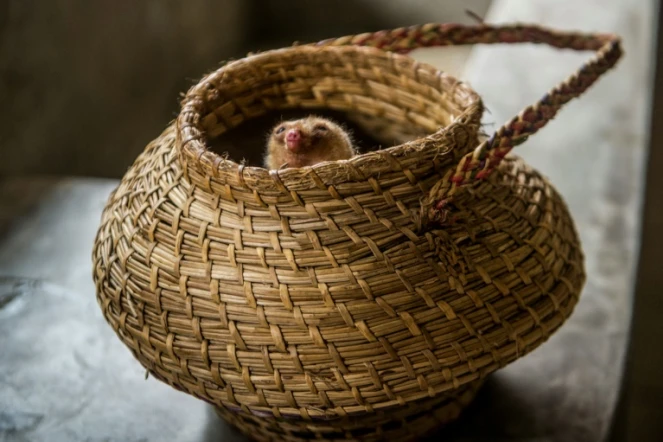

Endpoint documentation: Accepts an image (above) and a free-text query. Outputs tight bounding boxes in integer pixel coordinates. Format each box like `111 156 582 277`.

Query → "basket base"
214 379 484 442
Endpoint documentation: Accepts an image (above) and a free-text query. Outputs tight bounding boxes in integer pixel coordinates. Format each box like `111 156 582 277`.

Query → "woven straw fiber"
92 23 622 442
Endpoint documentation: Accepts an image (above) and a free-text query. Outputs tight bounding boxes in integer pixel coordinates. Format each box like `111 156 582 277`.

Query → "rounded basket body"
92 129 584 442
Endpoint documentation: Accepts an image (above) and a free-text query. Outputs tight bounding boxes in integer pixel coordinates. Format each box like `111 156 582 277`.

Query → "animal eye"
275 126 285 134
314 125 328 132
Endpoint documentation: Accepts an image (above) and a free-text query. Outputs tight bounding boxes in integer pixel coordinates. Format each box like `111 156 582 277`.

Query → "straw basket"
92 23 622 442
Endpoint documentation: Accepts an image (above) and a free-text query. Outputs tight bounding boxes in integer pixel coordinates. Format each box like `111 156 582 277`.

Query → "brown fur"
264 116 356 169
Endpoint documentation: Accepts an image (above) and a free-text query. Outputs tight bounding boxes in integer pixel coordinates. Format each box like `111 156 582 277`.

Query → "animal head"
266 116 354 169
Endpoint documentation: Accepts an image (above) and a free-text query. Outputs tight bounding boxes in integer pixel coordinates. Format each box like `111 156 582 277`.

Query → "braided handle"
318 23 622 204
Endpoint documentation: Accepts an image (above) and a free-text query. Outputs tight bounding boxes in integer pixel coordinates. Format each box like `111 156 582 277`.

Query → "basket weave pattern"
92 24 621 442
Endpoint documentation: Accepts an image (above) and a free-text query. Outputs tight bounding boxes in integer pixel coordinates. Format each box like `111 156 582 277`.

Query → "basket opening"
176 45 482 190
183 45 480 171
207 108 403 167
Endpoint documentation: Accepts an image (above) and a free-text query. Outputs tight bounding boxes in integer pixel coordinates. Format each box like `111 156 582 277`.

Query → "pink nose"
285 129 303 151
286 129 301 143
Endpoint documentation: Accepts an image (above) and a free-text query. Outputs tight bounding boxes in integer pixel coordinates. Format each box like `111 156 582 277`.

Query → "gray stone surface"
0 177 626 442
0 179 236 442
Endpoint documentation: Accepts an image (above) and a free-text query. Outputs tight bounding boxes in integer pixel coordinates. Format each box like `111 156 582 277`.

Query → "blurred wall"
0 0 490 178
250 0 492 47
0 0 248 178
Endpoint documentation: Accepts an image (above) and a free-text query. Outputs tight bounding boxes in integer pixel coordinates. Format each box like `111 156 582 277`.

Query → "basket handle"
317 23 622 213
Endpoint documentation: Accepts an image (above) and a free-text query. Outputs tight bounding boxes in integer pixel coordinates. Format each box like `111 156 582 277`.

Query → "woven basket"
92 23 621 442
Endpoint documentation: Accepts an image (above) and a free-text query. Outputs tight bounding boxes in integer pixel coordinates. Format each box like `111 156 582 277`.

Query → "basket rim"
176 44 483 192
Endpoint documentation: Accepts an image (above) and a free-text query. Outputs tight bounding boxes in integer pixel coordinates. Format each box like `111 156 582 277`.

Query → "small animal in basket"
264 116 356 169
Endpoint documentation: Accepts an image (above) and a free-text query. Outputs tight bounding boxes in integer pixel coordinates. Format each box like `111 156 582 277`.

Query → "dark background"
609 0 663 439
0 0 489 177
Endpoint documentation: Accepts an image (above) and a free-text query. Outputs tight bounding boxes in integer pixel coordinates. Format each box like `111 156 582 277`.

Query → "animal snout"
285 129 303 151
286 129 302 142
